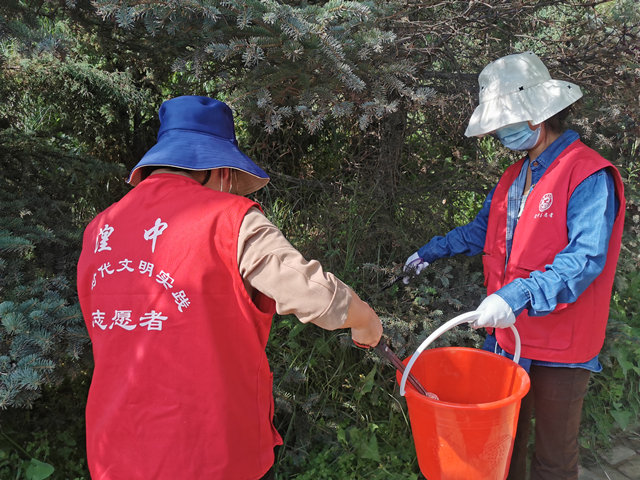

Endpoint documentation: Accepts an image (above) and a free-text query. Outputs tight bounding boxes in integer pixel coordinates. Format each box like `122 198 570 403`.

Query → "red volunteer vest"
77 174 280 480
483 140 625 363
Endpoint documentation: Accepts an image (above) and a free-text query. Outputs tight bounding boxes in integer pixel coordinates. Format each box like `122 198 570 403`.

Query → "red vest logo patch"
538 193 553 212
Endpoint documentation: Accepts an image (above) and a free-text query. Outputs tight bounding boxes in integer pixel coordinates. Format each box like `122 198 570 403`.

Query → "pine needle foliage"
90 0 427 134
0 129 127 409
0 1 157 164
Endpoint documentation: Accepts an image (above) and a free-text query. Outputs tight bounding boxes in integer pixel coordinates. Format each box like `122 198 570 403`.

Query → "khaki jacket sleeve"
237 207 351 330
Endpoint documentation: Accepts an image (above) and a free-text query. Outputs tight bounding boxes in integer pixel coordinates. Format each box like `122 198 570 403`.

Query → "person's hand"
344 292 383 347
471 294 516 329
402 252 429 284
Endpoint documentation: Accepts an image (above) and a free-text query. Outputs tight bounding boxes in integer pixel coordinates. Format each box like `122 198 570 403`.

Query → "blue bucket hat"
128 96 269 195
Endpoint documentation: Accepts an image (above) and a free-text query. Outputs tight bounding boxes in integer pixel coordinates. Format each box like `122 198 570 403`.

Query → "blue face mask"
495 122 541 151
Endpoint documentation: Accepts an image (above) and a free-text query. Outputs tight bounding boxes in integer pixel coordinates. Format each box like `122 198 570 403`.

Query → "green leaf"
611 409 633 430
25 458 54 480
356 431 380 462
288 320 306 339
337 425 347 445
355 364 377 400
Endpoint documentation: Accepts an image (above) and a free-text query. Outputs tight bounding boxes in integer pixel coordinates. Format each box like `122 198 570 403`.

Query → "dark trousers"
508 365 591 480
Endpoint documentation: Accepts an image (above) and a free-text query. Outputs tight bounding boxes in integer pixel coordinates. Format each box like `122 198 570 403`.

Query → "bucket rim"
400 347 530 410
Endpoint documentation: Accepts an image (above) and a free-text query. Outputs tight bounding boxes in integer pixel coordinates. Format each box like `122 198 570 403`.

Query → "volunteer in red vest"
402 52 625 480
77 95 383 480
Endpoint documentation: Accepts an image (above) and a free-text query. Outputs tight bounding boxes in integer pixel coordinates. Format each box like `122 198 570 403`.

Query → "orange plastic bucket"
397 315 530 480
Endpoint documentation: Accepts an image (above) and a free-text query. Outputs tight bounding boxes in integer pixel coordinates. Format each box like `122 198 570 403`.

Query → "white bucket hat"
465 52 582 137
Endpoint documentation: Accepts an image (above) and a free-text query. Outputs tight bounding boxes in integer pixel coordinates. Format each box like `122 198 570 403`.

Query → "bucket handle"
399 312 522 397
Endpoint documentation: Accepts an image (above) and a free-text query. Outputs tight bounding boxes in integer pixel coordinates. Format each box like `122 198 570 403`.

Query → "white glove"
471 294 515 329
402 252 429 284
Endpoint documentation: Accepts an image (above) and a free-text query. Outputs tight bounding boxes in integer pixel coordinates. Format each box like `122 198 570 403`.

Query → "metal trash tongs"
374 339 439 400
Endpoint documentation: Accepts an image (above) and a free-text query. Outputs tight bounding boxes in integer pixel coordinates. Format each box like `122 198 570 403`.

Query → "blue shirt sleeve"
496 168 618 316
416 187 495 264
